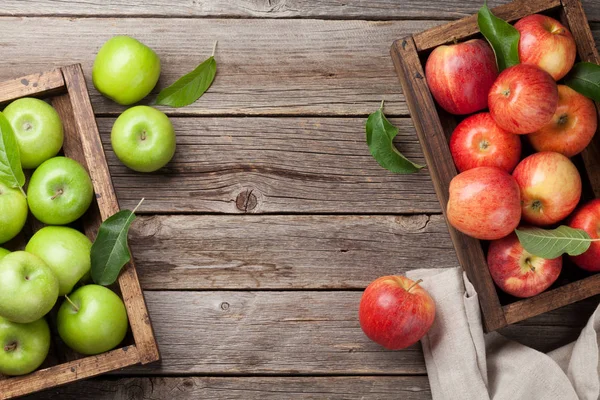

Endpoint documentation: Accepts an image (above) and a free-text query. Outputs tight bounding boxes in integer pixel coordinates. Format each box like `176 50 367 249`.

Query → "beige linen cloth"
406 267 600 400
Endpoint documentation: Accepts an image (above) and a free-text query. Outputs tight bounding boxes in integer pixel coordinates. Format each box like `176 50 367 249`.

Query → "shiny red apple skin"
359 276 435 350
425 39 498 115
488 64 559 134
449 112 521 173
488 232 562 298
569 199 600 272
528 85 597 157
447 166 521 240
512 152 581 226
515 14 576 81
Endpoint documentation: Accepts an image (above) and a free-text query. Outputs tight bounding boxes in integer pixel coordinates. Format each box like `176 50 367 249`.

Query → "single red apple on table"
488 232 562 298
528 85 597 157
488 64 558 134
449 112 521 173
447 166 521 240
359 276 435 350
515 14 576 81
425 39 498 115
569 199 600 272
512 152 581 226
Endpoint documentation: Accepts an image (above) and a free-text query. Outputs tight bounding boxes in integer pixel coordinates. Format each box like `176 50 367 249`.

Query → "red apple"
528 85 597 157
488 64 558 134
449 112 521 173
359 276 435 350
569 199 600 272
488 232 562 298
515 14 576 81
447 166 521 240
425 39 498 115
512 152 581 226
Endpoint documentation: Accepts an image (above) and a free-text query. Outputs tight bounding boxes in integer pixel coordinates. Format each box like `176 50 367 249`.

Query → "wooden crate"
0 64 160 399
391 0 600 332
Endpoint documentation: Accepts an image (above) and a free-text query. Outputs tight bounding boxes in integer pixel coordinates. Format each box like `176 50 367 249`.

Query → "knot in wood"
220 302 230 311
235 190 257 212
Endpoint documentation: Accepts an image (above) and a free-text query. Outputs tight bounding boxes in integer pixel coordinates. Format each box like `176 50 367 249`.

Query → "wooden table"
1 1 598 398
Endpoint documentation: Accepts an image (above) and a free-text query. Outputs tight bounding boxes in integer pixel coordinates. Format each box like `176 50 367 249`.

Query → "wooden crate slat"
59 64 160 365
0 69 65 105
0 347 140 400
391 37 507 331
413 0 562 52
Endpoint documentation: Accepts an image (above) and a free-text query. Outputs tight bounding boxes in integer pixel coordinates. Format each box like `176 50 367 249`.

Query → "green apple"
93 36 161 105
0 316 50 376
111 106 176 172
0 248 10 261
3 98 64 169
27 156 94 225
0 181 28 244
0 251 59 323
26 227 92 296
57 285 128 355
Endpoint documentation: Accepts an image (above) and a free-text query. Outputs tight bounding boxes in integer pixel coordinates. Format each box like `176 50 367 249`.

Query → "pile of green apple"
0 35 174 376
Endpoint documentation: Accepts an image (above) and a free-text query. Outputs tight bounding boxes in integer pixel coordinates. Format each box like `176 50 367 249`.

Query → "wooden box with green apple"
392 0 600 332
0 64 159 399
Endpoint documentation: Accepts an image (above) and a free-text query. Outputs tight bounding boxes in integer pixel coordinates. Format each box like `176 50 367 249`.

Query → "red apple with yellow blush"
425 39 498 115
528 85 597 157
359 276 435 350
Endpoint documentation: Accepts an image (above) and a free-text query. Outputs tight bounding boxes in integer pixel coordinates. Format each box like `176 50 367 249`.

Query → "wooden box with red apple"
0 65 159 399
392 0 600 332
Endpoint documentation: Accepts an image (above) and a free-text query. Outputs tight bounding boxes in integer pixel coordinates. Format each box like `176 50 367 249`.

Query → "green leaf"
155 42 217 108
366 101 424 174
564 62 600 102
0 112 25 194
515 226 595 259
91 199 144 286
477 3 520 71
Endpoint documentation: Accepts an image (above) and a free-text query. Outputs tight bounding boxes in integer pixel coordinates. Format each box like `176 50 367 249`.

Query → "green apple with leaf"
0 316 50 375
93 36 161 105
0 251 59 323
27 156 94 225
111 106 176 172
0 181 28 244
3 98 63 169
26 226 92 296
58 285 128 355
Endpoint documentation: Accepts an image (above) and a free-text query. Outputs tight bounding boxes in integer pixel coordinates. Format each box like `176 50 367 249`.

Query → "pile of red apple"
428 14 599 298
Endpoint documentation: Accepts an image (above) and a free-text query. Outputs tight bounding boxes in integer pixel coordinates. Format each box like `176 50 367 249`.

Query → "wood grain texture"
391 38 506 331
1 0 599 21
0 18 437 117
0 69 64 105
128 214 455 289
413 0 562 51
61 65 160 365
95 117 438 214
26 376 431 400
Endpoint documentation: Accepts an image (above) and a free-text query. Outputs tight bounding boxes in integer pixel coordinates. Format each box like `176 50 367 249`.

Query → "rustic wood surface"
0 0 598 398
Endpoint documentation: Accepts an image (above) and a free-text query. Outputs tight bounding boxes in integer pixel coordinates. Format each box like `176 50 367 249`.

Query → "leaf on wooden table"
91 199 144 286
564 62 600 102
0 112 25 195
155 41 217 108
515 226 594 259
365 101 424 174
477 3 520 71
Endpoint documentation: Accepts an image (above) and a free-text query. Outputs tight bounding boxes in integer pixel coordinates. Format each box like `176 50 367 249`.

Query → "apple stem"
212 40 218 57
64 295 79 313
4 342 17 352
380 99 385 110
407 279 423 293
132 198 145 214
18 185 26 198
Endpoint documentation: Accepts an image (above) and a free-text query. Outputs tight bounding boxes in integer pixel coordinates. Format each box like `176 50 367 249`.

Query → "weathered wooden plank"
129 214 455 289
26 376 431 400
0 18 437 117
1 0 599 22
96 117 438 214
